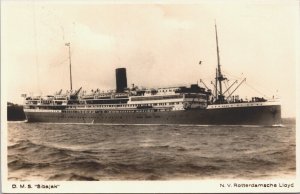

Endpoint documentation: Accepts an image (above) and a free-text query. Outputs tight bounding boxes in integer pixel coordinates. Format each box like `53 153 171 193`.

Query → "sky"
1 0 298 117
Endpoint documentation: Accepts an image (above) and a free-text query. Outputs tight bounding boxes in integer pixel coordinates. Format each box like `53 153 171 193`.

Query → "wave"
138 143 188 152
67 160 104 172
47 173 98 181
7 139 89 165
268 151 284 156
177 163 221 174
8 140 64 154
8 159 50 170
271 124 285 127
8 139 40 151
242 157 277 166
7 120 27 123
9 139 97 155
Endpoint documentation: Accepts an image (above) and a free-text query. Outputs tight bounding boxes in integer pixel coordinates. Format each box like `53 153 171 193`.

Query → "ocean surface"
7 122 296 181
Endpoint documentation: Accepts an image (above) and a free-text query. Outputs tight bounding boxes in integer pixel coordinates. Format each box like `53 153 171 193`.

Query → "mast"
214 22 225 101
65 42 73 91
215 68 218 99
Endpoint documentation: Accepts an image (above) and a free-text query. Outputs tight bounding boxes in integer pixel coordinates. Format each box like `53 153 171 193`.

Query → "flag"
21 94 27 97
65 42 70 46
199 60 202 65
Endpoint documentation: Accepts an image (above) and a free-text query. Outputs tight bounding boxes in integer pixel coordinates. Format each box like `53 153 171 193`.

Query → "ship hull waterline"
24 105 281 126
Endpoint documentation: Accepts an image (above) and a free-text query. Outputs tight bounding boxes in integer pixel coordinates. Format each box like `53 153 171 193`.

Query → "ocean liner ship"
22 25 281 125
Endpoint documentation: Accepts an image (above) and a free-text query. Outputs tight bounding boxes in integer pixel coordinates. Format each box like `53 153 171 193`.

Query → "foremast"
65 42 73 91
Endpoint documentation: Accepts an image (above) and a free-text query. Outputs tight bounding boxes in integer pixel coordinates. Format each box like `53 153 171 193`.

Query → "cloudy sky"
1 0 298 117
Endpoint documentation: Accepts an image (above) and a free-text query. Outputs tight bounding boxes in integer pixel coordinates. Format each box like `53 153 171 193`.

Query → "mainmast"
214 22 226 102
65 42 73 91
215 68 218 98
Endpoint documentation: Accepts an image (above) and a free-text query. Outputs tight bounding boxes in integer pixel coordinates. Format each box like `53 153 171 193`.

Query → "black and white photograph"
1 0 299 193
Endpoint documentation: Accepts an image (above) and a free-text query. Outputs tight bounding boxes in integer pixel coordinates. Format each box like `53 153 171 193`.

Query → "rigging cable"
244 81 267 97
223 67 275 97
223 67 275 95
224 80 231 96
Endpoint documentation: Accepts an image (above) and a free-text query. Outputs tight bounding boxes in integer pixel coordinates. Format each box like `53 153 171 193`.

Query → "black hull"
7 105 26 121
25 105 281 125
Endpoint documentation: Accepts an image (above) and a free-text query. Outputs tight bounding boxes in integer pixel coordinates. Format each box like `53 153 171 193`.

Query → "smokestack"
115 68 127 93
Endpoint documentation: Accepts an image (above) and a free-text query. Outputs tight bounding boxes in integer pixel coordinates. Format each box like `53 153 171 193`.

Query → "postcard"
1 0 299 193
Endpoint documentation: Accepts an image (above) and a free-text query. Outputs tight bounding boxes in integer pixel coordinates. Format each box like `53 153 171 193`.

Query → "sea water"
7 122 295 180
